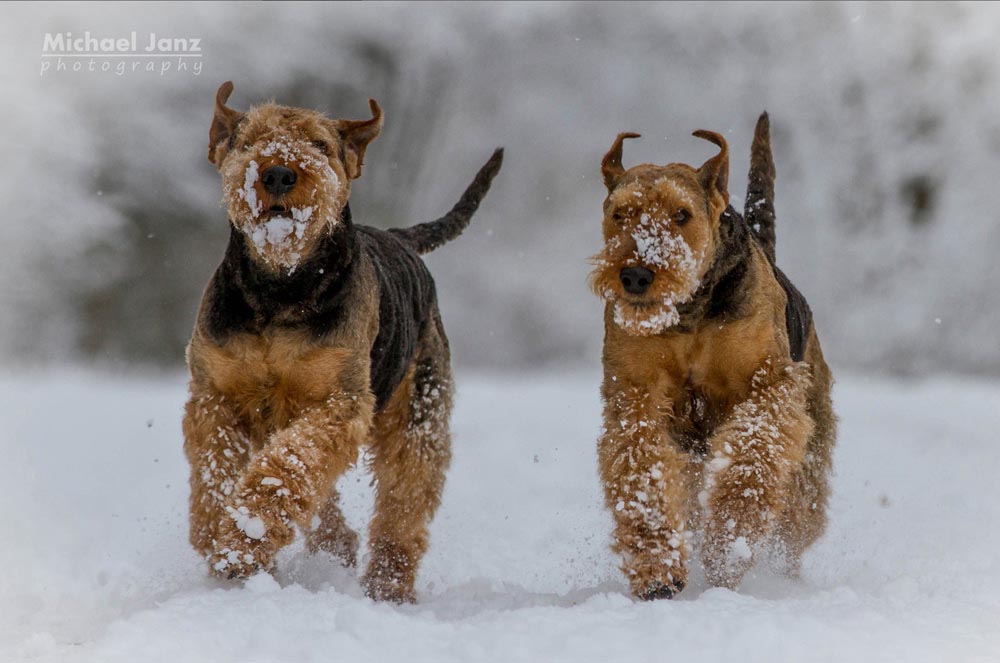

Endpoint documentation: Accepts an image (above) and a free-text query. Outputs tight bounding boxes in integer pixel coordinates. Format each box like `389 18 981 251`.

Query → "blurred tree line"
3 2 999 374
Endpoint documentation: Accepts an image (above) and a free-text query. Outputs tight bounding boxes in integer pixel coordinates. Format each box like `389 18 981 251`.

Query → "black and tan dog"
590 115 835 598
183 81 502 603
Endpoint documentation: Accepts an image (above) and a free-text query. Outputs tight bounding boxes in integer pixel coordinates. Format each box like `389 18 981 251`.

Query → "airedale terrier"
590 114 836 599
183 81 503 603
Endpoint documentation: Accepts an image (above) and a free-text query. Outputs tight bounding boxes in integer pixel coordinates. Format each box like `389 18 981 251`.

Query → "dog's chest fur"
194 331 355 441
191 206 438 434
603 243 796 449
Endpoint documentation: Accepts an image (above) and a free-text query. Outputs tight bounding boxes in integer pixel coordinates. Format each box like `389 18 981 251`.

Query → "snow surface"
2 369 1000 662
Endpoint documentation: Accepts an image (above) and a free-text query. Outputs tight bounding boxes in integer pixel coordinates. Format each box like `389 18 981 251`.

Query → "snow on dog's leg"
599 384 691 600
775 346 836 575
209 389 373 579
701 359 813 588
183 389 252 559
363 340 453 604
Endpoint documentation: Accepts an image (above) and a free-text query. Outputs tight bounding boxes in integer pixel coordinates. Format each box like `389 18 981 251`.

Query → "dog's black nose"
620 266 654 295
261 165 297 196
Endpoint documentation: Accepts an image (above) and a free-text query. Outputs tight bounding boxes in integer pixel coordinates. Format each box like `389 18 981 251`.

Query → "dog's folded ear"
209 81 243 166
693 130 729 204
335 99 384 180
601 132 641 192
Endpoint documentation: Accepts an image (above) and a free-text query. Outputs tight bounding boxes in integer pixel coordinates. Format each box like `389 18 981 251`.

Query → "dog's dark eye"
674 209 692 226
612 211 624 222
312 140 330 156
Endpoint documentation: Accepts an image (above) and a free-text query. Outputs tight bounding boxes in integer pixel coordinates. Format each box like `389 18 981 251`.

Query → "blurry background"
2 1 998 375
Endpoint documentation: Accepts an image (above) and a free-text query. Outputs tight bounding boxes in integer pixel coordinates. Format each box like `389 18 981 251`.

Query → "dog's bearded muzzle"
221 141 346 272
590 254 704 336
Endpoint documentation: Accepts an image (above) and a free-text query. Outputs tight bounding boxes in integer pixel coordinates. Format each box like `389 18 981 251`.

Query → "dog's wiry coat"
591 115 835 599
183 81 502 602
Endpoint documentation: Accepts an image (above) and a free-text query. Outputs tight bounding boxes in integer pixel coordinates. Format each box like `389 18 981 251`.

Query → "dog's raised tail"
392 148 504 255
745 112 777 262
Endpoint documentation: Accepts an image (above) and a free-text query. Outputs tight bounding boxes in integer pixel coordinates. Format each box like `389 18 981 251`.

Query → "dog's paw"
701 522 755 589
362 575 417 604
306 521 360 568
207 507 277 580
638 579 685 601
362 549 417 604
625 550 688 601
208 546 268 580
362 538 420 603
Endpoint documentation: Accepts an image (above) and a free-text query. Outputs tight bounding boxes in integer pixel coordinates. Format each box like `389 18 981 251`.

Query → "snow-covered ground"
2 369 999 662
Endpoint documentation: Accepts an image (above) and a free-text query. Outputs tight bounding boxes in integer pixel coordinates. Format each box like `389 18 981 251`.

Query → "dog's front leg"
183 388 253 560
305 486 360 568
599 384 691 600
363 357 453 604
209 389 375 579
701 359 814 588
